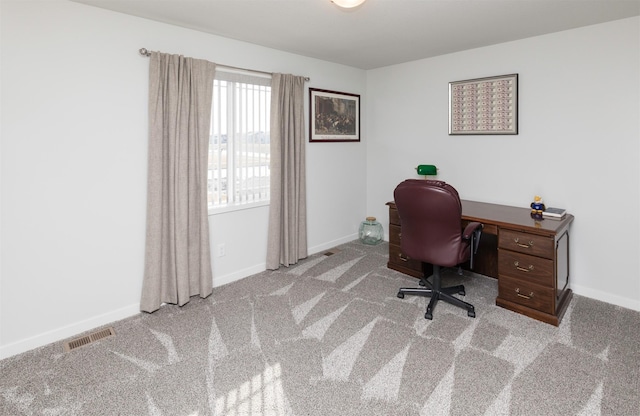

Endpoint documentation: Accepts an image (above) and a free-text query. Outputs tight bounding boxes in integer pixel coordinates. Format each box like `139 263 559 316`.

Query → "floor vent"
64 327 115 352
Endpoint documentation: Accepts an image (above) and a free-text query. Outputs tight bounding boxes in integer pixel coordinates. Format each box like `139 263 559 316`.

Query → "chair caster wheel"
468 310 476 318
425 312 433 320
397 292 404 299
458 290 466 296
419 280 426 287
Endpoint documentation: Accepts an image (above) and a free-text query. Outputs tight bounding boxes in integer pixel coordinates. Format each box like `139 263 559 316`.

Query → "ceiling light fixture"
331 0 366 9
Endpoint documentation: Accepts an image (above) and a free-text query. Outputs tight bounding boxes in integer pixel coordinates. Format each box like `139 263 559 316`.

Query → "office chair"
394 180 483 319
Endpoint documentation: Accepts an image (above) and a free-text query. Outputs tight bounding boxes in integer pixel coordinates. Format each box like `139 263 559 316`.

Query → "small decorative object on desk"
530 195 546 214
359 216 383 245
542 207 567 220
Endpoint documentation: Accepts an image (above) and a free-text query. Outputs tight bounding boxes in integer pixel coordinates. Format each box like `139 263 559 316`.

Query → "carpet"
1 240 639 415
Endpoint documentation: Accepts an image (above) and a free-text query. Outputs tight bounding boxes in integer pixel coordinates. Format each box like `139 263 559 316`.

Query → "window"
209 71 271 210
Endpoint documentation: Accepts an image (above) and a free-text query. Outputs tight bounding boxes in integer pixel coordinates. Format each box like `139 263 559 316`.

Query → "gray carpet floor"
1 240 639 416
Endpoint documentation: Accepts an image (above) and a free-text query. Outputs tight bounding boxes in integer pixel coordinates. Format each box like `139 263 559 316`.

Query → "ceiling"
73 0 640 69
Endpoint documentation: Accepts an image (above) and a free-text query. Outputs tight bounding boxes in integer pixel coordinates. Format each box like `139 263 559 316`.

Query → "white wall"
0 0 366 358
366 17 640 311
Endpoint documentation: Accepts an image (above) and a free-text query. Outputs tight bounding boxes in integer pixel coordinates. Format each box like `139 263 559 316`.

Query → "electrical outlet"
217 243 226 257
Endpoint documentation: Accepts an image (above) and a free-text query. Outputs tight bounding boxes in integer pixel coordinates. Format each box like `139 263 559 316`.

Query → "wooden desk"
386 200 574 326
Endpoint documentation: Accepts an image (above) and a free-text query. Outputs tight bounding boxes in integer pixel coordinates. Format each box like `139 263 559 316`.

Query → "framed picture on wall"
309 88 360 142
449 73 518 135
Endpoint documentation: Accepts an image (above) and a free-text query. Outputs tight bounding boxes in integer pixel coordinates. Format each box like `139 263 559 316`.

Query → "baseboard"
213 263 266 288
0 303 140 360
1 235 362 360
571 284 640 312
308 234 359 256
211 234 359 288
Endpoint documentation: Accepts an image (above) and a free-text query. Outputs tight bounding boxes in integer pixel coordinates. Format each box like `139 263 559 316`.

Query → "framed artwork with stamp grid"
449 74 518 135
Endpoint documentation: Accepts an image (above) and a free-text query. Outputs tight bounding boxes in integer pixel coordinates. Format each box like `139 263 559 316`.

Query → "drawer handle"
513 237 534 249
513 261 534 272
398 253 408 262
515 288 534 299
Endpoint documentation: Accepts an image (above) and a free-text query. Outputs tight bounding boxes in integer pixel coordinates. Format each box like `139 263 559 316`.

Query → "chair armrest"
463 222 483 269
462 222 483 240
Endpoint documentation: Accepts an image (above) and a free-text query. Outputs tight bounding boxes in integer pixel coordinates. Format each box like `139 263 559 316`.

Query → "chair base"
397 264 475 320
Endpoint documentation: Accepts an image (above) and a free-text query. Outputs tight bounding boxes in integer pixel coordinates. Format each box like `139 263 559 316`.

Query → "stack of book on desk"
543 207 567 220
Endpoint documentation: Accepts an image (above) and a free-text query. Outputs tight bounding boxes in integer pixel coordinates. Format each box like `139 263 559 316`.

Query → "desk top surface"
461 199 574 235
387 199 574 236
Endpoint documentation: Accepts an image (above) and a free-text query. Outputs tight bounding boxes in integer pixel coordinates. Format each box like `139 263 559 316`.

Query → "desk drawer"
463 220 497 236
388 243 423 274
499 229 554 258
389 224 401 246
389 207 400 226
498 250 554 287
499 275 554 314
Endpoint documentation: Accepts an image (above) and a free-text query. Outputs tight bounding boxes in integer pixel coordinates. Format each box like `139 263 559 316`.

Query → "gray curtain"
140 52 216 313
266 73 308 269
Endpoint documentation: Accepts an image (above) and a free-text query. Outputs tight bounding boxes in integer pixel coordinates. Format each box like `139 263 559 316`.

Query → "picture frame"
449 73 518 135
309 88 360 142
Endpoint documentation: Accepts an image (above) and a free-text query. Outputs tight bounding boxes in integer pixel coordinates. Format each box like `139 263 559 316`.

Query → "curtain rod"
139 48 310 82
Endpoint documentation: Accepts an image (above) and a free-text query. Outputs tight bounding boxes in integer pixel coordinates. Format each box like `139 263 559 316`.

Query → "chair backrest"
393 179 467 267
